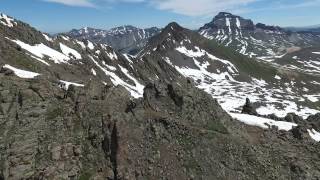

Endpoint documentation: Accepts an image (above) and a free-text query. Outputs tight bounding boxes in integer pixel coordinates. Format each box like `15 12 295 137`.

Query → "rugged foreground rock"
0 73 320 179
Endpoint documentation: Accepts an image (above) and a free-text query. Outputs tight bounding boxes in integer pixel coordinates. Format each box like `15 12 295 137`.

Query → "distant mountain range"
285 25 320 32
67 25 161 55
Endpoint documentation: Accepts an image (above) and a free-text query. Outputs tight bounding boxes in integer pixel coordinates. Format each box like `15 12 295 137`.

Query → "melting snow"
59 80 84 89
91 68 97 76
8 38 70 64
307 129 320 142
3 64 40 79
123 54 134 64
29 55 50 66
169 46 320 118
304 95 319 102
89 56 144 98
76 40 86 49
236 18 241 29
87 41 95 50
119 65 145 98
230 113 297 131
274 75 281 80
176 46 206 57
231 113 320 142
106 50 118 60
59 43 82 59
42 33 53 42
0 13 16 27
226 18 232 34
61 36 70 41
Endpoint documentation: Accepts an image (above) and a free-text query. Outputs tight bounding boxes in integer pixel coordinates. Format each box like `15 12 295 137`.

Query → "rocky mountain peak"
200 12 255 32
163 22 184 33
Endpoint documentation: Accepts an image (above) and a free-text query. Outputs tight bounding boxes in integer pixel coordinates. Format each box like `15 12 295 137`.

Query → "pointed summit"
163 22 184 33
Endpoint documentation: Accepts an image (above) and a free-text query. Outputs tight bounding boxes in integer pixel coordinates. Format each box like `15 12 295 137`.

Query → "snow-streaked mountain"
2 12 320 179
199 12 320 61
67 25 161 55
140 22 320 119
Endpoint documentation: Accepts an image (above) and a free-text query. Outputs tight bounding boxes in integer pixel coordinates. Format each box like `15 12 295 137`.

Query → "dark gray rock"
306 113 320 131
241 98 258 116
285 113 304 124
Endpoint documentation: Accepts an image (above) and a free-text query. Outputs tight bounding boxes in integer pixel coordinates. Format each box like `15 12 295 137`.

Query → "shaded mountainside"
198 12 320 63
1 13 320 179
67 26 161 55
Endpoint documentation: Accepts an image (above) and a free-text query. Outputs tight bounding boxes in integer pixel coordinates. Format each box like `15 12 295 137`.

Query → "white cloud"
150 0 257 16
41 0 258 13
43 0 95 7
40 0 320 17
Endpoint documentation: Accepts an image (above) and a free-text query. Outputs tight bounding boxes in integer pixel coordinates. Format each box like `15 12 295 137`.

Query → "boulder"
306 113 320 131
241 98 258 116
284 113 304 124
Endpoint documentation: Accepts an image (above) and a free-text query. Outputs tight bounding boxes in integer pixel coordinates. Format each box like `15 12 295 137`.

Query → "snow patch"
3 64 40 79
91 68 97 76
60 36 70 41
230 113 297 131
59 80 84 89
89 56 144 98
59 43 82 59
274 75 281 80
106 51 118 60
87 41 95 50
304 95 319 102
236 18 241 29
42 34 53 42
226 18 232 34
8 38 70 64
176 46 205 57
76 40 86 49
308 129 320 142
0 13 16 27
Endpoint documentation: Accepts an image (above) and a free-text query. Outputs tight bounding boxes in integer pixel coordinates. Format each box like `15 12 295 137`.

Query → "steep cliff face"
1 13 320 179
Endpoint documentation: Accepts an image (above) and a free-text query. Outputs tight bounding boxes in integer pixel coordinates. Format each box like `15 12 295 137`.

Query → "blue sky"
1 0 320 33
